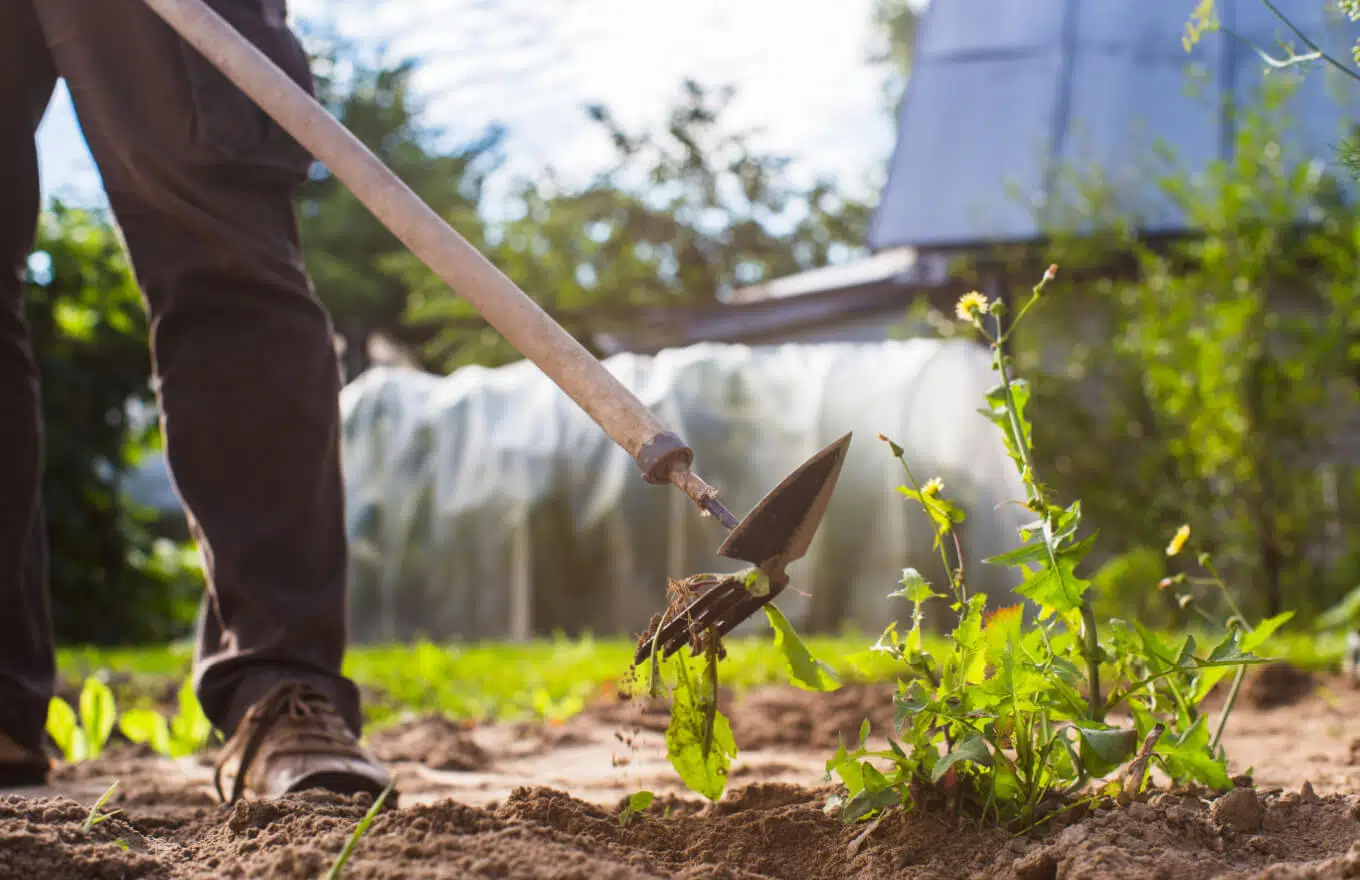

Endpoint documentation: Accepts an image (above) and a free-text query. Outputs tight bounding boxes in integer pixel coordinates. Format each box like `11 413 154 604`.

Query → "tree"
292 23 506 377
25 204 201 644
868 0 925 114
400 79 874 371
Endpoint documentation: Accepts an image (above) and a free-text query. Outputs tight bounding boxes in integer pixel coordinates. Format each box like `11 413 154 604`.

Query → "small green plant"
618 790 656 826
47 676 117 762
327 783 394 879
118 678 214 758
81 780 122 833
822 268 1292 829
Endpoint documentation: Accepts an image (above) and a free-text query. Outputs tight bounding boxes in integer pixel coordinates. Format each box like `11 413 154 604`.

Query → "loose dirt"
3 662 1359 879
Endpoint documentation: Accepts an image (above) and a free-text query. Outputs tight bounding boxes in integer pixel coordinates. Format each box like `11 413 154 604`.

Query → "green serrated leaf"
889 568 941 603
1156 717 1232 790
1014 546 1093 614
763 604 842 692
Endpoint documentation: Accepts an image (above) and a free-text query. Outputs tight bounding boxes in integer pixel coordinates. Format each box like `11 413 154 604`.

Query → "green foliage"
825 270 1286 829
1184 1 1360 177
25 204 202 644
118 678 213 759
763 604 843 692
293 24 502 375
1015 73 1360 623
660 649 737 803
46 676 117 762
401 79 872 372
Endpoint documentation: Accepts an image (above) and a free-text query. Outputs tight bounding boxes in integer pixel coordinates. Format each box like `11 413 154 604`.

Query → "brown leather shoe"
0 729 50 788
212 681 394 805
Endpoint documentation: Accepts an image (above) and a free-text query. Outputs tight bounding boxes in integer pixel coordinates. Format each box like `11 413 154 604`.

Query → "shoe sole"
286 771 398 807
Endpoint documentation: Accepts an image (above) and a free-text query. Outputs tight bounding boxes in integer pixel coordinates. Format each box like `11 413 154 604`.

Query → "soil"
4 661 1360 879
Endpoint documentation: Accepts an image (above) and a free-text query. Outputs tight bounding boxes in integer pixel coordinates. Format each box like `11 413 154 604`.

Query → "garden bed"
4 663 1359 879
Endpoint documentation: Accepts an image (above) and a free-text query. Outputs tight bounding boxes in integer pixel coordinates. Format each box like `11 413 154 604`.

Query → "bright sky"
35 0 904 215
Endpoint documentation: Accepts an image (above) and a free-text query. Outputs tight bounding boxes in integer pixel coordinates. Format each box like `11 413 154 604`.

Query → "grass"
55 624 1343 731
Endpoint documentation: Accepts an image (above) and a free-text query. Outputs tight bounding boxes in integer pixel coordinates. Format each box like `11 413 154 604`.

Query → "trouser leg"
0 1 59 754
35 0 361 736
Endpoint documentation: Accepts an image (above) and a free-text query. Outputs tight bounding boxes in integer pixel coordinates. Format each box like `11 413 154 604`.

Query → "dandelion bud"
1166 524 1190 557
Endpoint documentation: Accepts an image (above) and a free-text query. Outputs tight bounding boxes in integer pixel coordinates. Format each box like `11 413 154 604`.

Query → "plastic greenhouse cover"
125 338 1030 644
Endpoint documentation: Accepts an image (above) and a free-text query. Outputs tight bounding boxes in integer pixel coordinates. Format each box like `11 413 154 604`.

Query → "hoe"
142 0 852 662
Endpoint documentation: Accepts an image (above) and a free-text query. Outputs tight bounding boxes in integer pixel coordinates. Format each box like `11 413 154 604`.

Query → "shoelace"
212 681 354 804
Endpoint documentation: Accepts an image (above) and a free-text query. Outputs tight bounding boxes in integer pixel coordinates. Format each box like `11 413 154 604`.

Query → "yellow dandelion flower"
922 477 944 497
955 291 990 323
1166 524 1191 557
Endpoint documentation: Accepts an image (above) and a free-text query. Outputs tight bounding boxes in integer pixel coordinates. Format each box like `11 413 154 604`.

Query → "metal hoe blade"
635 432 852 665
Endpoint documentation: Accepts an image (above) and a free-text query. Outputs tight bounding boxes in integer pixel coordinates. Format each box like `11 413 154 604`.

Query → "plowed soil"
4 662 1359 880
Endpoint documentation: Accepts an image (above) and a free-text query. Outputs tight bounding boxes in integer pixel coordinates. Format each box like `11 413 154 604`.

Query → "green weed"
326 783 394 879
618 790 656 826
81 780 122 833
821 267 1291 828
118 678 214 758
47 677 117 762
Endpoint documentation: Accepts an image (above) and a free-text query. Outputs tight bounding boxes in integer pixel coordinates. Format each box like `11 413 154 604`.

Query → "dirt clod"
367 712 491 772
1244 662 1317 710
1213 787 1264 833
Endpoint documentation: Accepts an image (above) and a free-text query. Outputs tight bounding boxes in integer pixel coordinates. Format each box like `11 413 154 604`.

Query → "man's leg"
0 1 59 785
34 0 387 799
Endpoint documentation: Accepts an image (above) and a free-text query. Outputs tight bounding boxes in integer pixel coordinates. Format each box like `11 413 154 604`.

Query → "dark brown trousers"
0 0 362 751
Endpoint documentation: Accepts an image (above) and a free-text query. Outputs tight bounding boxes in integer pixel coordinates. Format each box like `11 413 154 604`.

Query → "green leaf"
169 680 212 757
930 733 992 783
1073 725 1138 778
985 541 1050 569
827 744 866 796
619 790 656 825
79 678 117 759
840 783 901 823
763 604 842 692
1013 541 1094 614
1241 611 1294 655
46 698 87 763
665 654 737 802
889 568 941 603
118 709 171 756
1156 717 1232 790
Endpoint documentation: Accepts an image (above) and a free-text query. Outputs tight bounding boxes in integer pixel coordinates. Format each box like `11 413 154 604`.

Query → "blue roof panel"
869 0 1360 252
918 0 1067 56
870 53 1064 249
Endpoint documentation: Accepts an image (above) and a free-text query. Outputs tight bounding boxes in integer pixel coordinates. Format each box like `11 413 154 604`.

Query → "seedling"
47 677 117 762
326 782 394 879
818 267 1292 828
119 678 214 758
618 790 656 826
82 780 122 833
